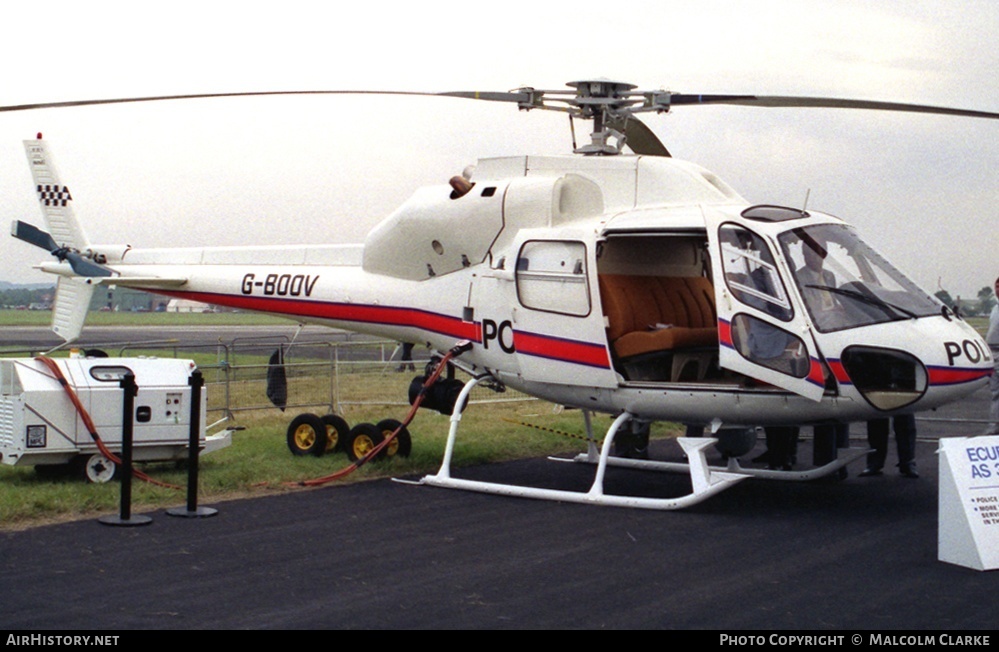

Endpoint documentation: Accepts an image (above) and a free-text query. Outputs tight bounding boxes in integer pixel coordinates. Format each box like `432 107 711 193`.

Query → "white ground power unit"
0 356 231 482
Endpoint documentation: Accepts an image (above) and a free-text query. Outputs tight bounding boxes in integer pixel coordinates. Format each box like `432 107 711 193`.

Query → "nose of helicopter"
830 316 992 414
920 330 994 410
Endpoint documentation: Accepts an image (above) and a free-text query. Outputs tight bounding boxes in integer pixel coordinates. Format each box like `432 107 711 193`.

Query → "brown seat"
599 275 718 360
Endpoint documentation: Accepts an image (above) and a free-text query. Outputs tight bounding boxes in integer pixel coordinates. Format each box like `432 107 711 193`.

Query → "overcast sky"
0 0 996 300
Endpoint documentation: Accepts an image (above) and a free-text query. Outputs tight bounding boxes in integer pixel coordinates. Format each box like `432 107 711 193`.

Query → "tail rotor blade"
11 220 58 252
64 252 114 278
11 219 113 277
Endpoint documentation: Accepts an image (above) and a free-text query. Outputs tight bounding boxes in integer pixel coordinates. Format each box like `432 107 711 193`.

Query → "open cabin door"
704 211 827 401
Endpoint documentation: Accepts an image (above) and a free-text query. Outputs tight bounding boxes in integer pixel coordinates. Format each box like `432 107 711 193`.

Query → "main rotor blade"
606 115 670 157
6 88 994 121
668 94 999 120
439 90 537 103
0 90 457 113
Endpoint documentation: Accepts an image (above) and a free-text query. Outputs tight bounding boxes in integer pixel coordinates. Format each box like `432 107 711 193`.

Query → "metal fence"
114 336 532 419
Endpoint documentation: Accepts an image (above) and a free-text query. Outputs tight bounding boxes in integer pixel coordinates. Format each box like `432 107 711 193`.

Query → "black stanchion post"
168 370 218 518
100 372 152 527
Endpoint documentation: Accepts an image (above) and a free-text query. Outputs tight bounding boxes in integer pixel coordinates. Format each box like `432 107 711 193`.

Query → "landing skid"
415 377 750 510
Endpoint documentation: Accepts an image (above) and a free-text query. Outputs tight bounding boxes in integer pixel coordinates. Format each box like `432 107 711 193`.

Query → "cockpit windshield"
778 224 940 333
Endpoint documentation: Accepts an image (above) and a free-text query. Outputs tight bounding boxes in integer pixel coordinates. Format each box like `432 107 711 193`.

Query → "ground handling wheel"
344 423 384 462
320 414 349 455
376 418 412 458
286 413 328 457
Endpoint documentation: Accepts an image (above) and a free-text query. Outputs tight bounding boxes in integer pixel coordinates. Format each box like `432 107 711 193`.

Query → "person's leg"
861 419 889 476
894 414 918 478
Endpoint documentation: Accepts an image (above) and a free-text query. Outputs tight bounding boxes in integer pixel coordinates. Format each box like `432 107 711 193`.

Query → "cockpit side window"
718 224 793 322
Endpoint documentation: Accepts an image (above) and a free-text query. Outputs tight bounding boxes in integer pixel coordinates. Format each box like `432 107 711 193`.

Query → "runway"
1 326 996 630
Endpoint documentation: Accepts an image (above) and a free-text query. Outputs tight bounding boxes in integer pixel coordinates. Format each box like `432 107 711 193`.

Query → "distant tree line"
0 285 159 312
0 286 54 309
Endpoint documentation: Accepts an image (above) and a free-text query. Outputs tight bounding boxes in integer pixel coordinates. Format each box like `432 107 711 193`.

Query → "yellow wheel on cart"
320 414 349 454
286 413 328 457
376 419 412 458
345 423 383 462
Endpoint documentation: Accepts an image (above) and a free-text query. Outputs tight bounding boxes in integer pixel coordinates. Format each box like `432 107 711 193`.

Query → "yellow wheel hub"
294 424 317 450
325 425 339 451
353 435 376 458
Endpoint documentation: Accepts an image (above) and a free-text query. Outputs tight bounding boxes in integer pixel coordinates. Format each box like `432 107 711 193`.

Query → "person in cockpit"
793 232 845 331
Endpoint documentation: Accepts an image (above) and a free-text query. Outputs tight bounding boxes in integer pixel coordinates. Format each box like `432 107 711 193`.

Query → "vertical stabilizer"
24 137 96 343
51 277 95 343
24 136 90 251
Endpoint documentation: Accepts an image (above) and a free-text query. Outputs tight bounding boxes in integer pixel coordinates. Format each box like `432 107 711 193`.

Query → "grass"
965 316 988 336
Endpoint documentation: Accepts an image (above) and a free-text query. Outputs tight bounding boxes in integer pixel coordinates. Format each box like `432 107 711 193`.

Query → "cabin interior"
596 232 726 384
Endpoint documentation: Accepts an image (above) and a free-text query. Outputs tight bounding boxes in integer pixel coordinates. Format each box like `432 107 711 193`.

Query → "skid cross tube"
417 380 749 510
570 446 870 481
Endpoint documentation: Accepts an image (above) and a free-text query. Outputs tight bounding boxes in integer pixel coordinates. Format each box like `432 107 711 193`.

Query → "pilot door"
704 211 827 401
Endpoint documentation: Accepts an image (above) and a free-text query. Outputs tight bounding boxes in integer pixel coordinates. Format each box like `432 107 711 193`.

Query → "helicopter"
7 79 997 509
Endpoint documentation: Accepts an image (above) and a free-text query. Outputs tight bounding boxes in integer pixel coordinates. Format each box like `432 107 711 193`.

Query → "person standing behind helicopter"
985 276 999 435
861 414 918 478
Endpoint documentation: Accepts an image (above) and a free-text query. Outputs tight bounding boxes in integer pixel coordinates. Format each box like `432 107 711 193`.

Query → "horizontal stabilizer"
93 276 188 288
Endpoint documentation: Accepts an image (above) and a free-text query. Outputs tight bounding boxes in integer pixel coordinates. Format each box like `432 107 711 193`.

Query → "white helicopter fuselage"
31 149 993 429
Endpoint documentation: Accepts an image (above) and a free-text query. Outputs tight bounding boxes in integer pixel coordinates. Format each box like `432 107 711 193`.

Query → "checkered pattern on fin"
37 184 72 207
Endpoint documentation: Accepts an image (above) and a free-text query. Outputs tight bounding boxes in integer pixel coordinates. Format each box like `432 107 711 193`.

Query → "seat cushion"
599 274 718 359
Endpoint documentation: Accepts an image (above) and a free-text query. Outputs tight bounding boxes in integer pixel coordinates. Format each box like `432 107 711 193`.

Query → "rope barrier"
501 416 600 445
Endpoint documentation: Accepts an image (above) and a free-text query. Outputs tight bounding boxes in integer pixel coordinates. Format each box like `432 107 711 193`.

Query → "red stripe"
827 359 851 384
805 359 826 387
830 359 989 387
513 331 611 369
153 290 611 368
927 366 993 386
718 319 733 348
156 291 481 341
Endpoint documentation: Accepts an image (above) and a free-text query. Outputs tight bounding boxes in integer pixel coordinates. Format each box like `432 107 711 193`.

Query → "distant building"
166 298 213 313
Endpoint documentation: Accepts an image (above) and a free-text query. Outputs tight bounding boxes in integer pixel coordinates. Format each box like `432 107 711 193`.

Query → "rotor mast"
567 79 641 155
